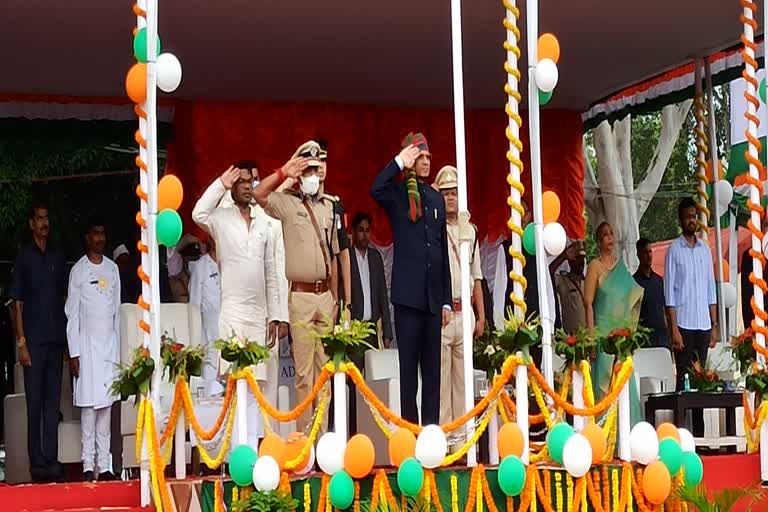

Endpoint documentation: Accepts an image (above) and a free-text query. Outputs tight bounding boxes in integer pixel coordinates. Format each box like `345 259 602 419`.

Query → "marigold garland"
601 466 609 512
180 376 235 441
534 468 555 512
303 482 312 512
450 474 459 512
464 467 479 512
555 472 563 512
246 366 332 422
476 476 483 512
214 478 226 512
478 467 501 512
441 398 496 466
146 402 173 512
196 390 237 469
429 469 445 512
566 474 573 512
285 386 329 470
585 471 604 512
425 469 432 511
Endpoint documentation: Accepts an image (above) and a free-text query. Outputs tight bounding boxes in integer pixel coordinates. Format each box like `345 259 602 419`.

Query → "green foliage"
111 346 155 403
554 327 598 367
232 489 298 512
215 333 272 373
600 325 650 360
360 495 435 512
745 371 768 401
315 317 376 368
473 320 507 381
676 483 764 512
497 309 543 356
731 328 757 375
160 333 204 382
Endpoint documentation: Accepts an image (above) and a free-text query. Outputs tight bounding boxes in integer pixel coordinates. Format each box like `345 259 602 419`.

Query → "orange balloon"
538 33 561 63
343 434 375 478
158 174 184 211
125 63 147 104
642 461 671 505
259 434 287 470
656 423 680 443
388 428 416 467
706 161 725 181
542 191 561 223
497 422 525 458
719 259 730 282
285 432 311 472
580 423 607 464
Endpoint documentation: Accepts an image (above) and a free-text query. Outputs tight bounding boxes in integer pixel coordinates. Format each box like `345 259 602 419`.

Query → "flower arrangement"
497 308 543 357
731 328 757 375
232 489 298 512
554 327 598 367
600 325 650 360
160 332 204 382
473 321 506 380
676 483 764 512
315 317 376 368
745 370 768 401
111 346 155 403
689 360 725 393
214 332 272 373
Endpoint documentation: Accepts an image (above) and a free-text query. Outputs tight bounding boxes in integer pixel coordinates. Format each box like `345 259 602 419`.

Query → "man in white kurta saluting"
193 164 284 446
65 217 120 481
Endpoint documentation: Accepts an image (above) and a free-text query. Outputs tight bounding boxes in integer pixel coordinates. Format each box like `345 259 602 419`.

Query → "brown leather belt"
291 280 330 294
452 300 462 312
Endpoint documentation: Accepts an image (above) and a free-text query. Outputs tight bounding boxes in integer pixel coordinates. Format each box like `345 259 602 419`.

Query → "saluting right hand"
219 166 240 190
281 157 311 179
398 145 421 169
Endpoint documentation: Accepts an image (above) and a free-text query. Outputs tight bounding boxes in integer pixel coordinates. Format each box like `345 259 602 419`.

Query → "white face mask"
300 175 320 196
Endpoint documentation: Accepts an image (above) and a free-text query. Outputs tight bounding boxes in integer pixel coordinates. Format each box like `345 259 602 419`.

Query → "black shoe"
82 470 95 481
31 470 50 484
98 471 118 481
48 462 65 482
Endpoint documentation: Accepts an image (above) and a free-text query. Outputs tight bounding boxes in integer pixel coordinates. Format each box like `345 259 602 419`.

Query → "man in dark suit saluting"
370 132 451 425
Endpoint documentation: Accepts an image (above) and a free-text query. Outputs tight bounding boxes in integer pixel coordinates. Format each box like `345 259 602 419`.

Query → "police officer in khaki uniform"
254 141 340 431
433 165 485 426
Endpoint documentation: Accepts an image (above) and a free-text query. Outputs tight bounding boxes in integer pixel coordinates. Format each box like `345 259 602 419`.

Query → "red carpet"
0 479 151 511
702 453 766 512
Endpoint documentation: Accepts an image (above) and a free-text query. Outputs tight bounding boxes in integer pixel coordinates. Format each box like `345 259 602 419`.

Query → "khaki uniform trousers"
440 309 475 427
290 290 334 431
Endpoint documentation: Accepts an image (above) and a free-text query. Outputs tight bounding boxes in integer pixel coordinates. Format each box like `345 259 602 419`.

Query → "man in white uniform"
65 218 120 481
188 238 221 396
193 165 284 445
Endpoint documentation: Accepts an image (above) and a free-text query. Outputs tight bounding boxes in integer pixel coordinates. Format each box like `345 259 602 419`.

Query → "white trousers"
80 406 112 473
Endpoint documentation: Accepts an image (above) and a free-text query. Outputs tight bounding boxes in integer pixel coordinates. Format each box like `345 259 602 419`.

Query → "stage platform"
0 454 760 512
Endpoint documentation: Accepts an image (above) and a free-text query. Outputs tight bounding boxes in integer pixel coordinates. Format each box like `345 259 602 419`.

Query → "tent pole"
694 58 710 240
704 58 728 350
449 0 477 467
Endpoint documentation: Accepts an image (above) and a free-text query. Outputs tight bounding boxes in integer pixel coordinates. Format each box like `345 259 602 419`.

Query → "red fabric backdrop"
165 102 585 245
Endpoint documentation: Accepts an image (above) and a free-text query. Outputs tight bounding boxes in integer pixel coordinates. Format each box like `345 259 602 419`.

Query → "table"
644 391 742 445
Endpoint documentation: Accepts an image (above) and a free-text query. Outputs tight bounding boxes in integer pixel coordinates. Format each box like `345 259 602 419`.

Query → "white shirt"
65 256 121 409
192 179 282 324
355 247 372 320
189 253 221 316
664 235 716 331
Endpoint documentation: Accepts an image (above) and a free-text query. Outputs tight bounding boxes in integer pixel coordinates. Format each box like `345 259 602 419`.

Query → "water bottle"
684 373 691 392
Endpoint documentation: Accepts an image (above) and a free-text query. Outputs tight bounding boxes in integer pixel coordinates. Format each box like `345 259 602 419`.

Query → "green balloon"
329 470 355 509
156 209 183 246
681 451 704 487
133 28 162 63
538 89 553 106
546 423 574 465
658 438 683 476
397 457 424 497
522 223 536 255
229 444 257 487
497 455 527 497
760 79 767 104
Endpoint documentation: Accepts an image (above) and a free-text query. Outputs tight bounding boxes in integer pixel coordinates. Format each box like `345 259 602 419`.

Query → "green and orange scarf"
401 132 429 223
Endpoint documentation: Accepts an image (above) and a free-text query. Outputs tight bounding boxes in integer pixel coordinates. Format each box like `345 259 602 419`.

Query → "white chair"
356 349 400 466
119 303 202 469
633 347 675 425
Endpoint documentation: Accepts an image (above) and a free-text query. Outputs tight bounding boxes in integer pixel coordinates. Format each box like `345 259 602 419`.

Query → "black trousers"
23 343 64 476
327 349 367 435
675 328 710 436
394 305 441 425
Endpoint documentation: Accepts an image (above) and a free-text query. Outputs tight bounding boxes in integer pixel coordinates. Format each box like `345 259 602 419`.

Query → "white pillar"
618 380 631 462
449 0 476 466
515 357 529 464
333 371 348 441
488 412 500 465
174 408 186 479
236 379 248 446
704 58 728 346
572 368 585 431
140 425 151 506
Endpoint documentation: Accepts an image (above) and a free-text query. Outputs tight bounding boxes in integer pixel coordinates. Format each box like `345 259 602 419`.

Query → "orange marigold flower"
566 336 577 346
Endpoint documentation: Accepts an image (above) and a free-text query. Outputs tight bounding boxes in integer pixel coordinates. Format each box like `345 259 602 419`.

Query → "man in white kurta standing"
189 237 221 396
65 218 120 481
193 165 284 446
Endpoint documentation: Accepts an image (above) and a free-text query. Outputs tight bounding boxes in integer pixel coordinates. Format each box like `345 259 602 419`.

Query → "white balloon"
562 434 593 478
316 432 345 475
415 425 447 469
543 222 567 256
293 444 316 476
535 59 559 93
715 180 733 212
157 53 182 93
630 421 659 465
721 282 737 308
252 455 281 491
678 428 696 453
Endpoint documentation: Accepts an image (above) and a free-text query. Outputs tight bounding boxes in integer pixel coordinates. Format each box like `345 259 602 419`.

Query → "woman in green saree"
583 222 644 426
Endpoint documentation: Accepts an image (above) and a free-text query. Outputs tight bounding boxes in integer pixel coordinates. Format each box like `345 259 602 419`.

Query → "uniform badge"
310 146 319 157
98 277 108 290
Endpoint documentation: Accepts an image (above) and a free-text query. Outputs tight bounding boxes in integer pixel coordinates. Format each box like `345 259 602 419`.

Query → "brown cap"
433 165 458 190
292 141 322 167
574 241 586 256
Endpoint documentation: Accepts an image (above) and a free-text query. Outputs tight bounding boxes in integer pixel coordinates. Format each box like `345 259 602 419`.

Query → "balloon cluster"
496 423 527 496
317 432 376 508
522 191 567 257
229 433 315 491
156 175 184 246
126 28 183 103
386 426 448 497
535 34 560 106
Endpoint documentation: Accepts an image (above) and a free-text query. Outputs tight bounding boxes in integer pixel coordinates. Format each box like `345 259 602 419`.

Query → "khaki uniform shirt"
265 190 339 283
555 272 585 334
446 221 482 300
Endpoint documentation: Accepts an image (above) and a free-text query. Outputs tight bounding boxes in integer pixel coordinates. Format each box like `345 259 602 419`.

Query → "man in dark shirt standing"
633 238 669 349
9 201 67 482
